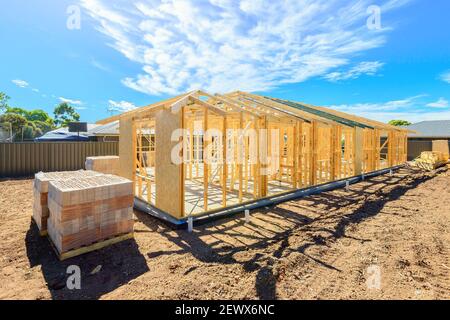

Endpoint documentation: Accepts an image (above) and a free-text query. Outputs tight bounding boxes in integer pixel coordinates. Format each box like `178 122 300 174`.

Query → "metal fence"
407 140 432 161
407 139 450 161
0 142 119 178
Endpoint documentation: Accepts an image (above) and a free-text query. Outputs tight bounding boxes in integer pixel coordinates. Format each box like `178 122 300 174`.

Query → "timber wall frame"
97 91 410 220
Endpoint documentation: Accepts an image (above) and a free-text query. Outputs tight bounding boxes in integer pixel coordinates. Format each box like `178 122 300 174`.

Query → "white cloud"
81 0 411 95
108 100 137 112
440 71 450 84
59 97 83 105
329 94 450 123
12 79 30 88
12 79 42 95
330 95 426 113
427 97 448 108
91 58 111 72
324 61 384 82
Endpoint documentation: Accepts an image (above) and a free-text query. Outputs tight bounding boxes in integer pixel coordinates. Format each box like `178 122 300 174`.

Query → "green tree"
0 93 56 139
54 102 80 127
388 120 411 127
0 113 27 140
6 106 29 118
5 107 55 134
22 124 42 140
33 120 54 134
0 92 9 113
28 109 53 123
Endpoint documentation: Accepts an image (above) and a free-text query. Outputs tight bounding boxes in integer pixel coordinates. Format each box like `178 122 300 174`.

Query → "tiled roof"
405 120 450 138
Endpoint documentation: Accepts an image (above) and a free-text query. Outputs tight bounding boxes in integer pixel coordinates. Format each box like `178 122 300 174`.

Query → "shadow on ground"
25 221 149 300
138 169 436 300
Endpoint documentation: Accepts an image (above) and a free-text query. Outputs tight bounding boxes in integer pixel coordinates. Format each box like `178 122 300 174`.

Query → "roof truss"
96 89 410 133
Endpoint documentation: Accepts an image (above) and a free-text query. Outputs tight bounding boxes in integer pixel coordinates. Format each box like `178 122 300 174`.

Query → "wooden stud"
354 127 364 176
238 112 244 203
293 122 298 188
180 107 185 217
298 122 303 188
311 121 318 185
222 116 227 207
203 108 209 211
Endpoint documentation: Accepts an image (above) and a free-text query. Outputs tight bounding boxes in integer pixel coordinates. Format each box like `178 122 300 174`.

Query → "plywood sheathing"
155 108 184 218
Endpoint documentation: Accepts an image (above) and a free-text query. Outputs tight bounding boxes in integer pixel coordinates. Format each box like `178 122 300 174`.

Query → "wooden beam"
155 108 183 218
180 107 185 217
260 116 268 197
203 108 209 211
238 112 244 203
97 93 187 124
298 122 303 187
189 96 227 117
330 125 336 181
119 116 135 182
293 122 298 188
354 127 364 175
311 121 318 185
213 94 262 118
222 116 227 207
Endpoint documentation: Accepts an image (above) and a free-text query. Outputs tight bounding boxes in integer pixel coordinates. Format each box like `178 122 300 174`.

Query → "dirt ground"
0 167 449 300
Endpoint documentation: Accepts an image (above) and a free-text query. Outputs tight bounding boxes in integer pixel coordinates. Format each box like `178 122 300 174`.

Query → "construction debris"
33 170 102 235
85 156 120 175
413 151 448 171
46 175 134 260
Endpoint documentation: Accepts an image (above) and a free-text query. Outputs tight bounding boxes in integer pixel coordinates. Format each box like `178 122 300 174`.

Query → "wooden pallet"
48 232 134 261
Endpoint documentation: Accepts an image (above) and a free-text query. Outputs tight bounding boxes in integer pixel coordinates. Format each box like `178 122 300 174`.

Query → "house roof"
405 120 450 138
88 121 119 136
35 121 119 141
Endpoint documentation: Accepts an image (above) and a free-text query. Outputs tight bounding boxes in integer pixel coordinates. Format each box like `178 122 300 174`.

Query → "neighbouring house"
35 121 119 142
405 120 450 160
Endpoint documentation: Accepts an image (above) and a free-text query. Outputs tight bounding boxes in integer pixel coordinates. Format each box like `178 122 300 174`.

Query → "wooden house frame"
97 91 409 220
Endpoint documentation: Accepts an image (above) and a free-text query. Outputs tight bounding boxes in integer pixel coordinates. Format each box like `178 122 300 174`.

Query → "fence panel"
407 140 432 161
0 142 119 178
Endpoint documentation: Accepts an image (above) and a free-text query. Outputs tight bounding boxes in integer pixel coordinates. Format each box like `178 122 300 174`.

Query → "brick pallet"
47 175 134 260
85 156 120 175
33 170 102 236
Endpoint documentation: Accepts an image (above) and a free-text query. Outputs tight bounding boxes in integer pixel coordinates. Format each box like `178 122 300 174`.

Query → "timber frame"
97 91 410 220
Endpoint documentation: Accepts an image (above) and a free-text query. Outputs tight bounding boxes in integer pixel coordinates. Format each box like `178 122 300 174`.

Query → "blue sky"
1 0 449 124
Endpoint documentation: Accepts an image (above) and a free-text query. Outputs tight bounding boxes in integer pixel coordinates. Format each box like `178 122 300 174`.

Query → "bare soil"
0 167 449 300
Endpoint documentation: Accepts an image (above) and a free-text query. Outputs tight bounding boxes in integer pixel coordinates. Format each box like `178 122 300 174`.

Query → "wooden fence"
0 142 119 178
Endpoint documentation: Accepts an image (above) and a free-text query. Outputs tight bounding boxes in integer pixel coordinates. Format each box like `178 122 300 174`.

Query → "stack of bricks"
33 170 101 235
47 175 134 256
85 156 120 175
